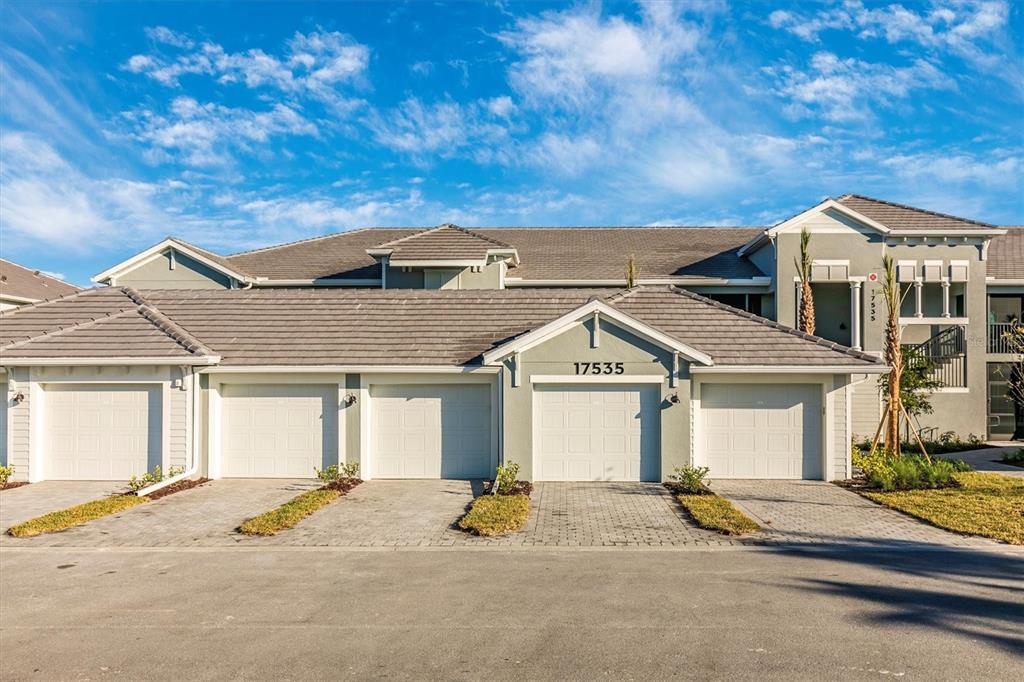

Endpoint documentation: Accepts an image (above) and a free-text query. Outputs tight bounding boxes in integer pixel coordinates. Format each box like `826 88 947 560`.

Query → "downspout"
134 368 202 496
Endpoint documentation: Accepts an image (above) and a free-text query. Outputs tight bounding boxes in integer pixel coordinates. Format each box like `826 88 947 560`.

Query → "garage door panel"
537 385 660 482
45 384 161 480
701 383 822 480
371 384 491 479
221 384 337 478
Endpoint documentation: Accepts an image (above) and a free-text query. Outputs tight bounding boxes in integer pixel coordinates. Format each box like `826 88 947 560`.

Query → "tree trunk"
800 279 816 335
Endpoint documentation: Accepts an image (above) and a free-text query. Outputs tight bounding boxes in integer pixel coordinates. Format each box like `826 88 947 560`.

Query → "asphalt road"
1 545 1022 680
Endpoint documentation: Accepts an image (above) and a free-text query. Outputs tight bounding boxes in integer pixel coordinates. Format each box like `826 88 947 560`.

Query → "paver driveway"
1 478 1008 549
712 480 1001 548
0 481 123 530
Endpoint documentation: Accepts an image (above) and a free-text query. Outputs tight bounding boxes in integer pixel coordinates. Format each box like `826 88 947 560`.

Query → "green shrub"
127 465 185 493
669 465 710 494
1001 448 1024 465
315 462 360 485
0 464 14 487
939 457 972 473
863 453 957 491
494 461 520 495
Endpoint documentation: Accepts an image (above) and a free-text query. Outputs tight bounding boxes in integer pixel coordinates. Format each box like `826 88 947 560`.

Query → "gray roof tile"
373 225 515 261
836 194 996 231
0 258 80 302
989 227 1024 280
0 287 882 369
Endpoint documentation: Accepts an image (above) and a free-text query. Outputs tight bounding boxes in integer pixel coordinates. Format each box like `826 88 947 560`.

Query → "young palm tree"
625 254 639 288
881 254 904 455
795 227 816 334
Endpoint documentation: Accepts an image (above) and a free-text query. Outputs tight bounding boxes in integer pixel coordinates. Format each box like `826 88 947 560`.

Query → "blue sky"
1 0 1021 286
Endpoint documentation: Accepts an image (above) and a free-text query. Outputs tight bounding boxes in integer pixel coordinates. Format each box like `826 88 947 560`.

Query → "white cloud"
0 132 219 252
144 26 194 49
365 98 512 162
768 1 1012 67
123 29 369 91
768 51 953 122
882 150 1021 187
125 97 317 167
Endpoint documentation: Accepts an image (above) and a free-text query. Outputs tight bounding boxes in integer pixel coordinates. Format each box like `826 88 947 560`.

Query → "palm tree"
625 254 639 288
881 254 904 455
794 227 816 334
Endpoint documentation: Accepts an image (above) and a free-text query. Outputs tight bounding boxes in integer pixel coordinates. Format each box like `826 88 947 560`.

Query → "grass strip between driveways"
239 488 341 536
862 472 1024 545
7 495 149 538
459 494 530 537
676 494 761 536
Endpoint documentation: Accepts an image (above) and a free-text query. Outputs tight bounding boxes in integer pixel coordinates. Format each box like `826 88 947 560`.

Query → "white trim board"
691 365 886 374
201 365 500 374
529 375 665 384
92 238 250 285
481 300 714 367
2 356 221 367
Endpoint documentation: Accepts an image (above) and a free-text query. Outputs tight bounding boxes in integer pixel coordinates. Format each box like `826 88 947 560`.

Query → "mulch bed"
145 477 211 501
0 481 31 492
322 478 362 493
482 480 533 497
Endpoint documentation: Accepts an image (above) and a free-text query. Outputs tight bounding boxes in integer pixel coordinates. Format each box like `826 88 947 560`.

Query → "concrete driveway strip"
1 545 1021 680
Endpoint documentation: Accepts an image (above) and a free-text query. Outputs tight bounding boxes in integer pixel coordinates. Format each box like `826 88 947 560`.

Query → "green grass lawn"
458 494 530 537
8 495 149 537
676 494 761 536
863 472 1024 545
239 488 341 536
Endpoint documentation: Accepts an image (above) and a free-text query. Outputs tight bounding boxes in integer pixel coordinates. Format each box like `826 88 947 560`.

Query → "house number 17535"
574 362 625 375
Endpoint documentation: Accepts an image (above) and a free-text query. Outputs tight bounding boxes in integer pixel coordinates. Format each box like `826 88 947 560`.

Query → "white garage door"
221 384 337 478
701 383 822 479
536 385 660 481
371 384 491 479
45 384 161 480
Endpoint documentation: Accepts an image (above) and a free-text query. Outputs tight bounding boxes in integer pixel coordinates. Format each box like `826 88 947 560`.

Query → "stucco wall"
500 317 689 482
772 208 991 438
117 251 233 289
384 261 504 290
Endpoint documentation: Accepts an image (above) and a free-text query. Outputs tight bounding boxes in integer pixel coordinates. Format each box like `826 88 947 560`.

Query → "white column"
850 280 863 351
941 279 951 318
914 279 923 318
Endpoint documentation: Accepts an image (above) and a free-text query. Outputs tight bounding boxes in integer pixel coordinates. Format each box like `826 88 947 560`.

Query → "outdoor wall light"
668 392 680 404
342 393 357 407
11 391 25 405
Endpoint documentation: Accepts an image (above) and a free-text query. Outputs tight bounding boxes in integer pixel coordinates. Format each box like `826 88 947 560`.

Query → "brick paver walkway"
712 480 1000 548
0 481 123 530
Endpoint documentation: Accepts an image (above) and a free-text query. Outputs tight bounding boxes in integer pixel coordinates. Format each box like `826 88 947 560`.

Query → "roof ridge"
837 194 996 229
444 224 515 249
665 286 882 363
225 226 405 258
122 287 215 357
372 226 445 249
0 308 136 352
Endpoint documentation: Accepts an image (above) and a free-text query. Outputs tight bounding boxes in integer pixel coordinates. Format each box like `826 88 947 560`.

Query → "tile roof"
221 226 764 281
227 228 414 280
0 287 882 369
0 258 80 302
989 227 1024 280
166 238 252 278
480 227 763 280
372 225 516 262
0 288 214 360
836 194 997 231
